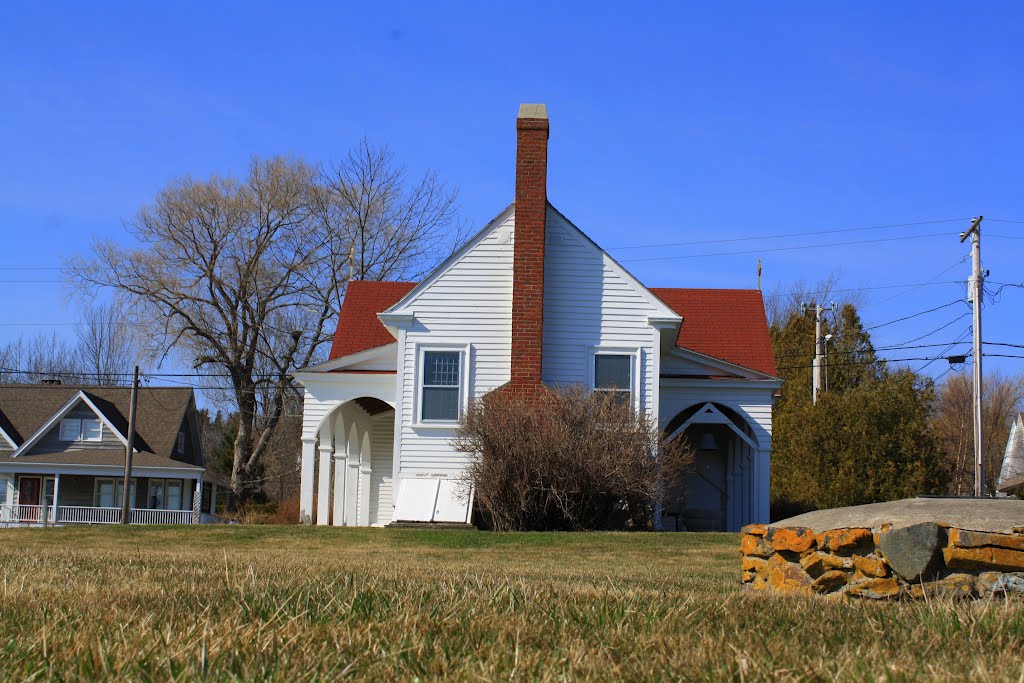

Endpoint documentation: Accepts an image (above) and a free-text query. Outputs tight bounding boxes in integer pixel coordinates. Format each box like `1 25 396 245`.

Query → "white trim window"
148 478 184 510
60 418 103 442
589 347 640 410
94 478 136 508
421 350 462 422
414 344 470 425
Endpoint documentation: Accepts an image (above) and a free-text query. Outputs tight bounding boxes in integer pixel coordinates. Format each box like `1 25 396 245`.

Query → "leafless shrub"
454 385 694 531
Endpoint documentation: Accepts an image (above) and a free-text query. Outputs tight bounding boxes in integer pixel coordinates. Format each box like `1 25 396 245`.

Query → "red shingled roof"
650 288 777 377
329 282 776 377
328 281 417 360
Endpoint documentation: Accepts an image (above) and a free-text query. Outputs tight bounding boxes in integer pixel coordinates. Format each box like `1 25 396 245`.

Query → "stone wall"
741 522 1024 599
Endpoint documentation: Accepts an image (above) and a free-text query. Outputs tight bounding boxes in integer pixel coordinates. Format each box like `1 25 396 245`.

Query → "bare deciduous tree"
933 372 1024 495
0 333 81 383
75 302 141 385
68 149 459 499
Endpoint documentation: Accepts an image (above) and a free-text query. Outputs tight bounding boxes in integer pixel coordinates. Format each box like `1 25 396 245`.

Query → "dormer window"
176 432 185 454
59 418 102 442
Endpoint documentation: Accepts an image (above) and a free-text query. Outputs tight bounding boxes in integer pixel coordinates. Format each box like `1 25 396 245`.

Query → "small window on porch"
421 350 461 422
594 354 632 406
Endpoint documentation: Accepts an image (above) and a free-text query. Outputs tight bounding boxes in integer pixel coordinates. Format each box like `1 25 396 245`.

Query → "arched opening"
662 403 759 532
303 396 396 527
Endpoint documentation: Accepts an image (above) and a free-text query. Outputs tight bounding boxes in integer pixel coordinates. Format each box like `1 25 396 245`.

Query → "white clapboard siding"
541 208 664 417
370 413 394 525
394 209 515 477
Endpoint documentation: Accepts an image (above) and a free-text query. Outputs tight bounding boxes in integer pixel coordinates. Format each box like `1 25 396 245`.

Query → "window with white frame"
59 418 102 442
420 350 462 422
594 353 633 406
147 478 183 510
94 478 136 508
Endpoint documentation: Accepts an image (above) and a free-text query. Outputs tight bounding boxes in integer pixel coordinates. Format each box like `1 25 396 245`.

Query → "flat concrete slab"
773 497 1024 534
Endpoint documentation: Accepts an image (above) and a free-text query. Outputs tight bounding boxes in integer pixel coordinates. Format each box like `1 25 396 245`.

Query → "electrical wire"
605 217 971 251
619 232 950 263
862 300 965 331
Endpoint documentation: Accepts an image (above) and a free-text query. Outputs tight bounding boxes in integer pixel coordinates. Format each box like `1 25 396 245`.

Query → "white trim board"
0 424 16 450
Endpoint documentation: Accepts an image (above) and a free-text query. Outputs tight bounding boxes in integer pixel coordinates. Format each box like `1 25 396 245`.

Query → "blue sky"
1 1 1022 382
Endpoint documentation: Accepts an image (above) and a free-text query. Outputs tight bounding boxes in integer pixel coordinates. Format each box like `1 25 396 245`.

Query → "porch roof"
0 449 203 471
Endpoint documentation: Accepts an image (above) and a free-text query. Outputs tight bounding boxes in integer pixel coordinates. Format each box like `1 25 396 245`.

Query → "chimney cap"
517 103 548 120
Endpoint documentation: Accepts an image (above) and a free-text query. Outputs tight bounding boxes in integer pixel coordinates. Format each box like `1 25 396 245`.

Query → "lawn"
1 526 1022 681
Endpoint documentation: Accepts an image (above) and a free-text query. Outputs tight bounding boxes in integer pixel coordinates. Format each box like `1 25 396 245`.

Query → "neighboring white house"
295 104 782 531
997 413 1024 496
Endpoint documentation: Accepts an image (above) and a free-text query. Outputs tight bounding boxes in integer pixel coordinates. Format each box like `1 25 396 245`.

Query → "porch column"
358 432 372 526
51 474 61 525
317 420 334 526
345 426 359 526
753 449 769 524
299 438 316 524
193 478 203 523
332 413 347 526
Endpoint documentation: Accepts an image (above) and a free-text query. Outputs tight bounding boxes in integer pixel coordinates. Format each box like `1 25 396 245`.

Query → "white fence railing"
0 504 197 526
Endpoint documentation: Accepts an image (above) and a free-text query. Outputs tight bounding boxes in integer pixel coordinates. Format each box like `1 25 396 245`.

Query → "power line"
620 232 951 263
761 279 961 300
776 351 1014 373
889 312 971 346
862 300 965 331
605 217 970 251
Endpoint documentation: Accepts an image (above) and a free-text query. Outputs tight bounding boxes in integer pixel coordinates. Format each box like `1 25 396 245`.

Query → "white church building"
295 104 781 531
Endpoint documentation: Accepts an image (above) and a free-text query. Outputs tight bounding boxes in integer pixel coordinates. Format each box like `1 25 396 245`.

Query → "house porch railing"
0 504 197 526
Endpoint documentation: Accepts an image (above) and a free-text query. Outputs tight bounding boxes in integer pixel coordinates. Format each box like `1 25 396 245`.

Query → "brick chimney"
509 103 549 393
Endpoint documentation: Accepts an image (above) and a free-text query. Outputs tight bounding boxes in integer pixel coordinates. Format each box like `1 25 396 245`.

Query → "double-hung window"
95 478 136 508
59 418 102 442
594 353 633 407
420 350 462 422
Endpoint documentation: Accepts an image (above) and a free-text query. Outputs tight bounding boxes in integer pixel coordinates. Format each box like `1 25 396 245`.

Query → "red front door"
18 477 41 506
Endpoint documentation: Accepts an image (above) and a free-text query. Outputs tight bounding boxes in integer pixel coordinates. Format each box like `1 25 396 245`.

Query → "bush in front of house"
454 385 694 531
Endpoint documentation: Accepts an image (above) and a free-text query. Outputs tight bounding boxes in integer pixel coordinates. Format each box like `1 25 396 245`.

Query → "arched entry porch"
662 402 762 532
300 396 395 526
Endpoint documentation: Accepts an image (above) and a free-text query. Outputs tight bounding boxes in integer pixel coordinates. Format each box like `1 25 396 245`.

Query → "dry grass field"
1 526 1023 681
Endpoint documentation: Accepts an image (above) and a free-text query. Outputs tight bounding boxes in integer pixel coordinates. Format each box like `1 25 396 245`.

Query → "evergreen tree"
770 301 948 516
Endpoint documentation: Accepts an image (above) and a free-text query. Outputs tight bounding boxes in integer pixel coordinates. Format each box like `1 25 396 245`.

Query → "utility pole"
960 216 984 496
824 333 833 393
812 304 823 404
802 302 838 404
120 366 140 524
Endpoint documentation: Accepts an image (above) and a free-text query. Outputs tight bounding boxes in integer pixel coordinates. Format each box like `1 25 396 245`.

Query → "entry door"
18 477 42 522
18 477 41 506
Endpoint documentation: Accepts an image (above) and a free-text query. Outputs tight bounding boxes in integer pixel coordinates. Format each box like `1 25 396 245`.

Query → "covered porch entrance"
300 396 395 526
662 402 765 532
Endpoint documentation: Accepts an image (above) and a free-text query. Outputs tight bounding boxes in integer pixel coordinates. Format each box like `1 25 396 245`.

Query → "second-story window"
59 418 103 442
